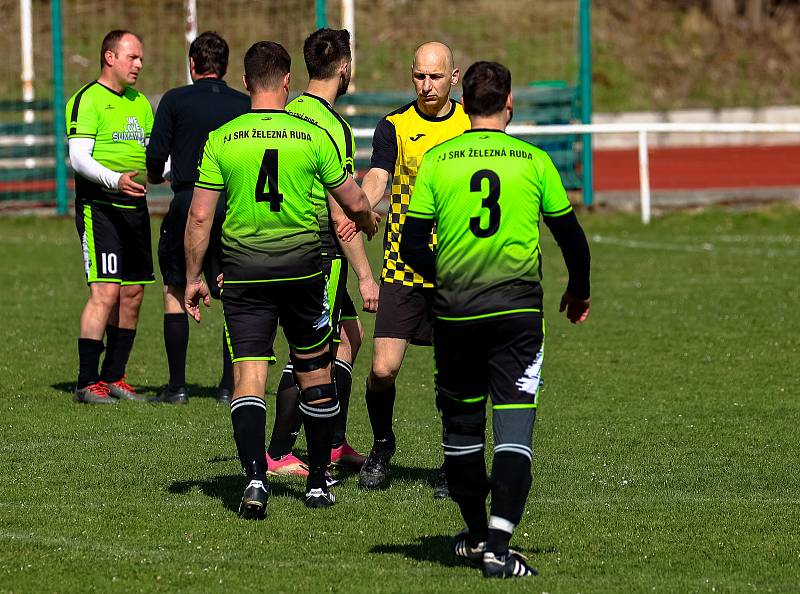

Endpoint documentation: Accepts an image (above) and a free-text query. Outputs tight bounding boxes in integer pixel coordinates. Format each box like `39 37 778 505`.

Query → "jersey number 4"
469 169 501 238
255 149 284 212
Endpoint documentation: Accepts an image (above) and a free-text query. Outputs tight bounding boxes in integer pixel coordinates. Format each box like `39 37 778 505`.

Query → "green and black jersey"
407 129 573 321
66 81 153 206
286 93 355 259
196 109 348 283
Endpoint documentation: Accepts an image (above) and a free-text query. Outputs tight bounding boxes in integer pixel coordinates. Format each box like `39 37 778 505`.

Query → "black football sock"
77 338 104 389
331 359 353 448
219 327 233 391
446 451 490 545
230 396 267 480
299 384 339 490
365 382 396 446
99 325 118 380
487 451 533 555
100 326 136 383
163 313 189 389
267 365 301 459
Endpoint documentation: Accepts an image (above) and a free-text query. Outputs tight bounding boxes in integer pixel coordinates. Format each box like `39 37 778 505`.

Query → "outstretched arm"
329 197 379 312
543 211 591 323
328 177 381 240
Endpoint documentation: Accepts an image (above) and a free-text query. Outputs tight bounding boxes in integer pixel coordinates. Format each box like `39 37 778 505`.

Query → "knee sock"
230 397 267 480
219 327 233 391
267 365 302 459
299 384 339 490
77 338 104 388
332 359 353 448
365 382 396 446
445 450 490 545
100 326 136 383
163 313 189 389
487 451 533 555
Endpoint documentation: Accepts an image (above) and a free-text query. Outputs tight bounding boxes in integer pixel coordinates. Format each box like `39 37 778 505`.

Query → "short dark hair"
462 61 512 117
190 31 229 77
100 30 141 69
243 41 291 92
303 28 351 80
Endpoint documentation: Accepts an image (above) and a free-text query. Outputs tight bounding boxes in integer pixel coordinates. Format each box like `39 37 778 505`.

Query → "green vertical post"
578 0 593 207
51 0 68 215
315 0 328 29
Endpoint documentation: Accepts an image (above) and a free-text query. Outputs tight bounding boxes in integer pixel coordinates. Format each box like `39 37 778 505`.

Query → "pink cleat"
266 452 309 477
330 440 367 469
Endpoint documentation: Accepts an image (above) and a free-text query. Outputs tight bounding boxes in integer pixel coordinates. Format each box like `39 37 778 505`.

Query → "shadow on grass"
50 381 226 399
168 474 306 513
392 464 443 487
370 535 462 567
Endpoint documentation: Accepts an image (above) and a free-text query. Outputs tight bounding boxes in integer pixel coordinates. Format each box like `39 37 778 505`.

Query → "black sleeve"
145 92 174 179
543 210 591 299
369 118 397 173
399 216 436 283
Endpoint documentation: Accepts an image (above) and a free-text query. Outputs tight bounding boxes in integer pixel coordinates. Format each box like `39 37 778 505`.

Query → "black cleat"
482 551 538 578
304 487 336 508
238 479 269 520
453 530 486 565
216 386 232 405
150 385 188 405
433 466 450 499
358 440 395 490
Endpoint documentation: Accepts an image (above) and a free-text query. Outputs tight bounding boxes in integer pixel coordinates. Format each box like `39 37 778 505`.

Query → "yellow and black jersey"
371 99 470 287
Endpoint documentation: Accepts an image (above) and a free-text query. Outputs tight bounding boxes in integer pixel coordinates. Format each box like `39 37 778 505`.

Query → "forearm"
68 138 121 190
544 211 591 299
340 234 373 281
399 217 436 283
361 168 390 209
184 189 219 280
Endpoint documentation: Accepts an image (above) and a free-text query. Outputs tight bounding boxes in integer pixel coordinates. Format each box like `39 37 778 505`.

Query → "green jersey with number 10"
406 129 573 321
196 109 348 283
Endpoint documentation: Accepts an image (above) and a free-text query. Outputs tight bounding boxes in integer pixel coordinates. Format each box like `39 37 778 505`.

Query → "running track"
594 144 800 191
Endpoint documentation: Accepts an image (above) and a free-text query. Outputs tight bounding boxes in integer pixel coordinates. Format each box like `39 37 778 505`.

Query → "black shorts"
75 198 154 285
434 312 544 407
324 256 358 343
222 274 332 363
158 189 225 299
374 281 434 346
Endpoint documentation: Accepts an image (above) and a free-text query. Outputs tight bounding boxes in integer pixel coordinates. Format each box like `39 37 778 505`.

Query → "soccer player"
355 41 470 494
184 41 379 517
399 61 591 578
146 31 249 405
67 30 154 404
266 28 379 475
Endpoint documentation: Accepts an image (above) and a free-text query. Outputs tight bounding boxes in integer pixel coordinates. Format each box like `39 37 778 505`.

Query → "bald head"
413 41 454 72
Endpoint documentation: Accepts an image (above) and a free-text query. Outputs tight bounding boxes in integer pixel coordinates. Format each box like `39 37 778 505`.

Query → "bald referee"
147 31 249 405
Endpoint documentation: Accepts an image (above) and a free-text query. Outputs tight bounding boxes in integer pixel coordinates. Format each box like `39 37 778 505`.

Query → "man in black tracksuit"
146 31 249 404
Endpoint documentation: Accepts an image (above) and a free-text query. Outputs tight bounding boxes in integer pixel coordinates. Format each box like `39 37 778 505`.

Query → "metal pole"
578 0 594 207
20 0 35 123
51 0 68 215
638 130 651 225
316 0 328 29
342 0 355 92
184 0 197 85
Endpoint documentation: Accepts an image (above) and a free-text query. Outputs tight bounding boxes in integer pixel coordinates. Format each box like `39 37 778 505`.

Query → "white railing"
355 123 800 224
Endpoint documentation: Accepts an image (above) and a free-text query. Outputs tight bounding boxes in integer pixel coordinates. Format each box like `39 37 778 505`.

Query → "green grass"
1 205 799 592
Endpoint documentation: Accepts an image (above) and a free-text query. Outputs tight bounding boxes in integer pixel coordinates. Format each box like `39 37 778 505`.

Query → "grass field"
1 205 799 593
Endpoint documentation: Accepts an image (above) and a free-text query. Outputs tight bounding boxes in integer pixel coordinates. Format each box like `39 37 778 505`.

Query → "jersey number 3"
469 169 501 238
255 149 284 212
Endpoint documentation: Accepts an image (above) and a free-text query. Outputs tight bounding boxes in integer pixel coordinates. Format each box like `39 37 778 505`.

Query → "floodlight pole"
20 0 35 123
51 0 68 216
184 0 198 85
579 0 594 207
342 0 355 92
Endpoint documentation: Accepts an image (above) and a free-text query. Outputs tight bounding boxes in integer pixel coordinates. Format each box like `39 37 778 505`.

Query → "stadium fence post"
316 0 328 29
579 0 594 208
638 130 651 224
51 0 68 216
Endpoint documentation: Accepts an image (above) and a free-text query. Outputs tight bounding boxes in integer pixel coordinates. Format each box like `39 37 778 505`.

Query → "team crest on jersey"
112 116 146 146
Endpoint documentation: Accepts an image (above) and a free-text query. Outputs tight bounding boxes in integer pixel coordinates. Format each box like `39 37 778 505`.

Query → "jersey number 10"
255 149 284 212
469 169 501 238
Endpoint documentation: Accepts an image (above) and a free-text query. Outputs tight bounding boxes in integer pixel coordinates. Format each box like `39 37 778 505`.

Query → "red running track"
594 144 800 191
